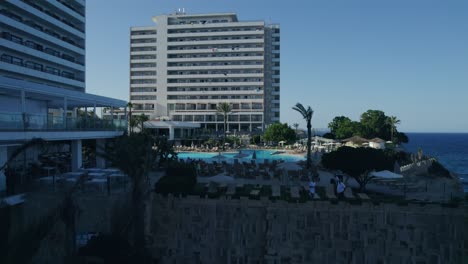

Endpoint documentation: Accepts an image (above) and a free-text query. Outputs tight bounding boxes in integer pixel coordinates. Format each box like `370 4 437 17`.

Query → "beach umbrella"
371 170 403 179
252 151 257 159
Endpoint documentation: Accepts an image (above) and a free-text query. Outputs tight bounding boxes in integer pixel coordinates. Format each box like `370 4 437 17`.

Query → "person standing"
308 177 316 197
336 175 346 199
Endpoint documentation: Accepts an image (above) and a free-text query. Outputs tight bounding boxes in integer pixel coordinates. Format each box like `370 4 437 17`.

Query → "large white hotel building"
0 0 127 192
129 11 280 132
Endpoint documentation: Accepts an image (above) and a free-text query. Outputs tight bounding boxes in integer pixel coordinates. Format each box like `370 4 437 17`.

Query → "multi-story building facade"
129 12 280 132
0 0 127 193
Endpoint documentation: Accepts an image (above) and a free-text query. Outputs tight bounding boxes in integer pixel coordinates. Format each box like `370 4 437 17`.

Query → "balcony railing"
0 112 127 132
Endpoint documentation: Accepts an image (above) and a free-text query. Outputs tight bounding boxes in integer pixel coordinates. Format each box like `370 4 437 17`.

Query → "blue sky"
86 0 468 133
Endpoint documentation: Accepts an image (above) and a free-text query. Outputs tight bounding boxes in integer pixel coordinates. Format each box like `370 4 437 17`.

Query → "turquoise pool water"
176 149 305 163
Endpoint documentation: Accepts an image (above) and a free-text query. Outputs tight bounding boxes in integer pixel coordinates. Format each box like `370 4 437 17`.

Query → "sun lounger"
356 193 370 200
272 185 281 197
290 186 300 199
208 183 217 194
226 184 236 195
344 188 355 199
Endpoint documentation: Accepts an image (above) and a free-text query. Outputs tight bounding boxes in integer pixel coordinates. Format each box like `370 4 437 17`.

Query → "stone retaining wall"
150 195 467 264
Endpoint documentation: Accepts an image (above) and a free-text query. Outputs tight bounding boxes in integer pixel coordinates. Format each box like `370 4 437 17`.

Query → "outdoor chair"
326 184 337 199
344 187 356 199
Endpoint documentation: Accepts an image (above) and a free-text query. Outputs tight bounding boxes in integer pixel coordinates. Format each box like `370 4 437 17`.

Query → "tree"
322 132 336 139
395 131 409 144
359 110 389 139
292 123 299 135
133 114 149 133
292 103 314 169
262 122 296 143
328 110 408 144
327 116 361 139
152 136 178 167
101 134 157 261
216 102 232 149
386 116 401 143
321 146 394 191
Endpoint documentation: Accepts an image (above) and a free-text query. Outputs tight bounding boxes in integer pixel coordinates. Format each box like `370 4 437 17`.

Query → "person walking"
308 176 320 198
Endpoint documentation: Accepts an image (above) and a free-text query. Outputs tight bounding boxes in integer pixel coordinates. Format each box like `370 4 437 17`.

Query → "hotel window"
11 56 23 66
45 48 60 57
61 71 75 79
45 66 60 75
10 34 23 44
1 54 12 63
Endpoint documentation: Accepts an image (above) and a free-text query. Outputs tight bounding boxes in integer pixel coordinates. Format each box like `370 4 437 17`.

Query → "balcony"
0 14 84 54
0 112 127 132
0 38 84 70
168 64 263 71
168 30 264 38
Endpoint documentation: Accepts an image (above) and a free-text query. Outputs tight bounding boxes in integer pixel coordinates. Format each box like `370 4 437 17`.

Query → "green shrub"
427 161 451 178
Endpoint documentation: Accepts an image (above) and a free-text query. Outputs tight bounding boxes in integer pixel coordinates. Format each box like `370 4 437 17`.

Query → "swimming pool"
176 149 305 163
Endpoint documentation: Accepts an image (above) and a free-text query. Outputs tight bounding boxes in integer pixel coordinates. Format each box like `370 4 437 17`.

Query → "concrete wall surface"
150 195 468 264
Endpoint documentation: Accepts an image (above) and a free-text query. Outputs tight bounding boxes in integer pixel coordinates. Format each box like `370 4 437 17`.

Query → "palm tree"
216 102 232 148
386 116 401 143
293 123 299 137
101 133 156 261
292 103 314 169
136 114 149 133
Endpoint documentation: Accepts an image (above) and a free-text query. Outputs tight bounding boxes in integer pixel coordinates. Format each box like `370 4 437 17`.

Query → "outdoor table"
63 171 85 178
101 168 121 174
109 173 126 178
42 166 55 177
86 178 107 191
38 176 54 182
85 168 103 173
250 190 260 196
88 172 107 178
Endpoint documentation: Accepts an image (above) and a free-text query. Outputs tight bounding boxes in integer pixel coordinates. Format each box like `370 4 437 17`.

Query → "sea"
403 133 468 193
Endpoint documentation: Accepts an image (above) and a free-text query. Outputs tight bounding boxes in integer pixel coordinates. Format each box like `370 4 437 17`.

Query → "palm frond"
0 138 45 171
216 102 232 114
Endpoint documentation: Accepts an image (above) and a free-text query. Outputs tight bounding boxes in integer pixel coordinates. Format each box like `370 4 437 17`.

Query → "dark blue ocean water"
403 133 468 192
